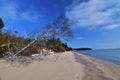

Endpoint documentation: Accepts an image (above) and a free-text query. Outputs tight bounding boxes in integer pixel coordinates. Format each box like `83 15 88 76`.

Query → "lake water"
76 49 120 66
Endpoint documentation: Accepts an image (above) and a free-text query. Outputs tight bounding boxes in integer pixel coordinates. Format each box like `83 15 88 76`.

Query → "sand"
0 51 120 80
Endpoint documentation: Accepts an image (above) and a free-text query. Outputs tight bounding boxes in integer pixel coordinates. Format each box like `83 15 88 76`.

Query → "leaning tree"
12 15 73 57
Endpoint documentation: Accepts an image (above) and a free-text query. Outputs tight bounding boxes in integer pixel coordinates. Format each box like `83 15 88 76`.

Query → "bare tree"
43 15 73 40
13 15 73 57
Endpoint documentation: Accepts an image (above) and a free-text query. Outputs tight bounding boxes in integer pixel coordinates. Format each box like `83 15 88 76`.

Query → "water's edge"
75 49 120 66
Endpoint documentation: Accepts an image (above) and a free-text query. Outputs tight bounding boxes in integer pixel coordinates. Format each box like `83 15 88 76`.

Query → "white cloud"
104 24 120 30
20 11 41 23
66 0 120 30
0 0 41 23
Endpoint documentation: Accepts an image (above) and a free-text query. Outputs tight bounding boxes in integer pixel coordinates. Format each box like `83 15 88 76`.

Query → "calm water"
76 49 120 66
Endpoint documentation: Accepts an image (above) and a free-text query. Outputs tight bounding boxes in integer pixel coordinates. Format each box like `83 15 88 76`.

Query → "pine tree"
0 17 4 34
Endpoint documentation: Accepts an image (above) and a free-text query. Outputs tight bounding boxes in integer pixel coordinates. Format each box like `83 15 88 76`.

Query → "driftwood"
12 26 54 57
13 39 37 57
13 39 40 57
12 31 48 57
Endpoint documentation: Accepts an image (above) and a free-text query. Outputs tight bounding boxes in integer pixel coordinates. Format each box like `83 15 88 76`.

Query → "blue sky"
0 0 120 49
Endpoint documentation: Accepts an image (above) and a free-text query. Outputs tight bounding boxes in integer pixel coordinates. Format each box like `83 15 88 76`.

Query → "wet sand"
74 52 120 80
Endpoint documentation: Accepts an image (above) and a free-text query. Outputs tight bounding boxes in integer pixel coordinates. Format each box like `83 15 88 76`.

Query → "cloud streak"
0 0 41 23
0 0 18 20
66 0 120 30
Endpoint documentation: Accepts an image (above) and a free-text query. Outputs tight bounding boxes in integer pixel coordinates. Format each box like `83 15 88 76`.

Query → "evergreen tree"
0 17 4 34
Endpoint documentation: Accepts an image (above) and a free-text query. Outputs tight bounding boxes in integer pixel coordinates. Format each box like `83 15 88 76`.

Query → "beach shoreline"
0 51 120 80
73 52 120 80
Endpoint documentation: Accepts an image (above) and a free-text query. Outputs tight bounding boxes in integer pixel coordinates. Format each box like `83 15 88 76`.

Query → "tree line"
0 16 73 58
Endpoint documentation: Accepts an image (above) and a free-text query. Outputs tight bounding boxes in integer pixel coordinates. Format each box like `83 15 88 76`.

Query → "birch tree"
13 15 73 57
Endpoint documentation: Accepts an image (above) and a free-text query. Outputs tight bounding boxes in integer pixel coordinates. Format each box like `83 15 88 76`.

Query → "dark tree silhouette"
0 17 4 34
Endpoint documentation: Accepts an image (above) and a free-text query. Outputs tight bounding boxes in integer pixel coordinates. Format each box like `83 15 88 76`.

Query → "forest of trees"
0 16 73 58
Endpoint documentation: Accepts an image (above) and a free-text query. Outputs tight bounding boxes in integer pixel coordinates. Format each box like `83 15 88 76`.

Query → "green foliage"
46 38 71 52
0 34 9 57
0 15 73 58
0 31 28 57
0 31 72 58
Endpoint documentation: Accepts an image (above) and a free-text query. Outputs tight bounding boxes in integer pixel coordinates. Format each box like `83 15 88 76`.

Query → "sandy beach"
0 51 120 80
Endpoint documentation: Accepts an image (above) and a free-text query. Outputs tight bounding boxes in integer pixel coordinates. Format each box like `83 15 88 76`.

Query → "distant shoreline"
72 48 92 50
73 51 120 66
75 49 120 66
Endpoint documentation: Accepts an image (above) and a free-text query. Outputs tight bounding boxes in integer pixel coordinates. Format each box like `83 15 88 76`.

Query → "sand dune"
0 52 120 80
